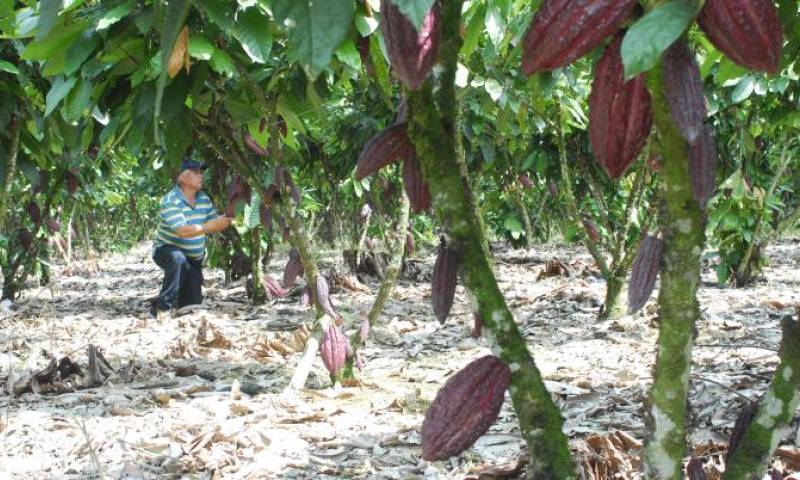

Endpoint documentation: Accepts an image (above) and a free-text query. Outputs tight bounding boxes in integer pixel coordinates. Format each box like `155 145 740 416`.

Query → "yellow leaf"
168 26 189 79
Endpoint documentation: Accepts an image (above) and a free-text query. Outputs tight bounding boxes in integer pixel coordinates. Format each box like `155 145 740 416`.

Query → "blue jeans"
153 245 204 310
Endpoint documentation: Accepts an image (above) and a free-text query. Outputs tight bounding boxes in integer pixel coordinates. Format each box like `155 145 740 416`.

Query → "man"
150 158 232 318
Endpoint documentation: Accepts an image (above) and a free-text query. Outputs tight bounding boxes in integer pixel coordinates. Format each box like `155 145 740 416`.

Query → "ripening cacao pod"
697 0 782 74
405 232 415 256
18 228 33 250
589 34 652 179
356 122 416 180
315 275 339 320
359 319 370 342
663 40 706 144
381 0 441 90
26 202 41 223
402 155 431 213
283 248 303 288
298 286 312 307
320 324 348 376
65 170 79 196
582 219 600 243
260 204 273 231
243 132 267 156
226 177 250 217
46 217 61 233
521 0 637 75
421 355 511 461
517 174 534 188
689 125 718 210
432 240 459 323
262 275 286 299
627 234 663 314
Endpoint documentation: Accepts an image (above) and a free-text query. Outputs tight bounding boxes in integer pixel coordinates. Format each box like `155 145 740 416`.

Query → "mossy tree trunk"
406 1 575 477
641 47 705 480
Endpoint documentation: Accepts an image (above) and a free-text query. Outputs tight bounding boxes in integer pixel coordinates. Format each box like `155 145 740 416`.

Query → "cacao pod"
45 217 61 233
262 275 286 299
320 324 348 376
471 312 483 339
689 125 718 210
18 228 33 250
259 117 267 133
588 34 652 179
260 204 273 232
686 458 707 480
582 219 600 243
356 122 416 180
359 319 370 342
432 240 459 324
226 177 250 217
627 234 663 314
298 286 312 307
521 0 637 75
65 170 79 196
725 401 757 464
381 0 441 90
421 355 511 461
355 352 365 371
402 155 431 213
243 132 267 156
315 275 339 320
517 174 535 188
697 0 782 74
26 202 41 224
283 248 303 288
663 40 706 144
405 232 415 256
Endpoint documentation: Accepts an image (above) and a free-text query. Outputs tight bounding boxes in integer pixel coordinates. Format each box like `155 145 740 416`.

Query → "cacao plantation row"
1 0 799 478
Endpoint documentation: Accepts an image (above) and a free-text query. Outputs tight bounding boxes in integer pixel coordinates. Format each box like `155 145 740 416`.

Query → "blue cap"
180 158 207 172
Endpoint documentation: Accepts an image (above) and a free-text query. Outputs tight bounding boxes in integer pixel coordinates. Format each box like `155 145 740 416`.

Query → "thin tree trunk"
641 45 705 480
0 115 20 230
406 2 575 476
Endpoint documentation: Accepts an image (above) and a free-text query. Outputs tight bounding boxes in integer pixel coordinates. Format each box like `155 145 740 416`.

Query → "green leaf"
391 0 435 29
485 5 505 47
461 4 485 58
731 75 755 104
503 216 524 240
354 10 378 36
272 0 354 79
35 0 63 41
45 76 77 117
163 108 193 167
335 37 361 70
621 0 700 80
368 33 391 103
64 30 99 75
188 36 215 61
96 0 134 30
194 0 234 31
209 48 236 77
234 7 272 64
154 0 192 144
22 18 87 60
62 77 92 122
0 59 18 74
244 193 261 229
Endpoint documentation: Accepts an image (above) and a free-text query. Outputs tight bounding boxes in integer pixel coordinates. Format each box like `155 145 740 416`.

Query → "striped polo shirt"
154 186 218 258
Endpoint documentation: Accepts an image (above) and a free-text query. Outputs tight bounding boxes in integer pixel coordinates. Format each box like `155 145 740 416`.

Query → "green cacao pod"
522 0 637 75
381 0 441 90
589 34 652 179
422 355 511 461
697 0 782 73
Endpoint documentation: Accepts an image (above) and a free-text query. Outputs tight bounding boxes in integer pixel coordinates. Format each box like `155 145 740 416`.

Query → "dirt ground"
1 240 799 479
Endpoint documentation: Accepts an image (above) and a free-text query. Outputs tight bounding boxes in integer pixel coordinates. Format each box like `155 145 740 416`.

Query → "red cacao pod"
381 0 441 90
26 202 41 224
521 0 637 75
402 155 431 213
260 204 273 232
45 217 61 233
421 355 511 461
283 248 303 288
589 34 652 179
663 40 706 144
517 174 534 188
627 234 663 314
356 122 416 180
320 324 348 376
689 125 718 210
697 0 782 74
65 170 79 196
243 132 267 156
18 228 33 250
432 240 459 324
315 275 339 320
262 275 286 299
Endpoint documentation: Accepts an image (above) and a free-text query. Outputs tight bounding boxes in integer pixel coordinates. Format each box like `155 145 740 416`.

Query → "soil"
1 240 799 479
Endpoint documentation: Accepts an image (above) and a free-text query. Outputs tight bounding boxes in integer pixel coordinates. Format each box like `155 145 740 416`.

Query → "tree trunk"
599 273 625 321
249 228 266 305
512 191 535 249
641 43 705 480
406 1 575 476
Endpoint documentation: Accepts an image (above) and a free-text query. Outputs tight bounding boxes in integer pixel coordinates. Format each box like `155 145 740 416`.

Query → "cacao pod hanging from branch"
422 355 511 461
356 122 416 180
662 40 706 144
688 125 718 210
381 0 441 90
431 240 459 323
627 234 663 314
320 324 348 377
402 154 432 213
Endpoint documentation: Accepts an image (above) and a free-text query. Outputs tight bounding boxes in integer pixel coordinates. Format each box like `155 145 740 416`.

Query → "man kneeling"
150 158 232 318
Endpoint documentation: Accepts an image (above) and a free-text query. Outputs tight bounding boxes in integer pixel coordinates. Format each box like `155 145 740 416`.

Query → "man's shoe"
149 300 171 320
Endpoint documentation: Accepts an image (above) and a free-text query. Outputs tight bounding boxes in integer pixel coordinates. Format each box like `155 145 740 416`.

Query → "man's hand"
203 216 232 233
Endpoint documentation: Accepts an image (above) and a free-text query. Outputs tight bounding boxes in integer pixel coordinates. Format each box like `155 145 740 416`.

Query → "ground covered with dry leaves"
1 240 799 479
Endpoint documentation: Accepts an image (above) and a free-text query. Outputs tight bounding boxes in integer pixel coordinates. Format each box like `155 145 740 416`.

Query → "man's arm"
172 216 231 238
